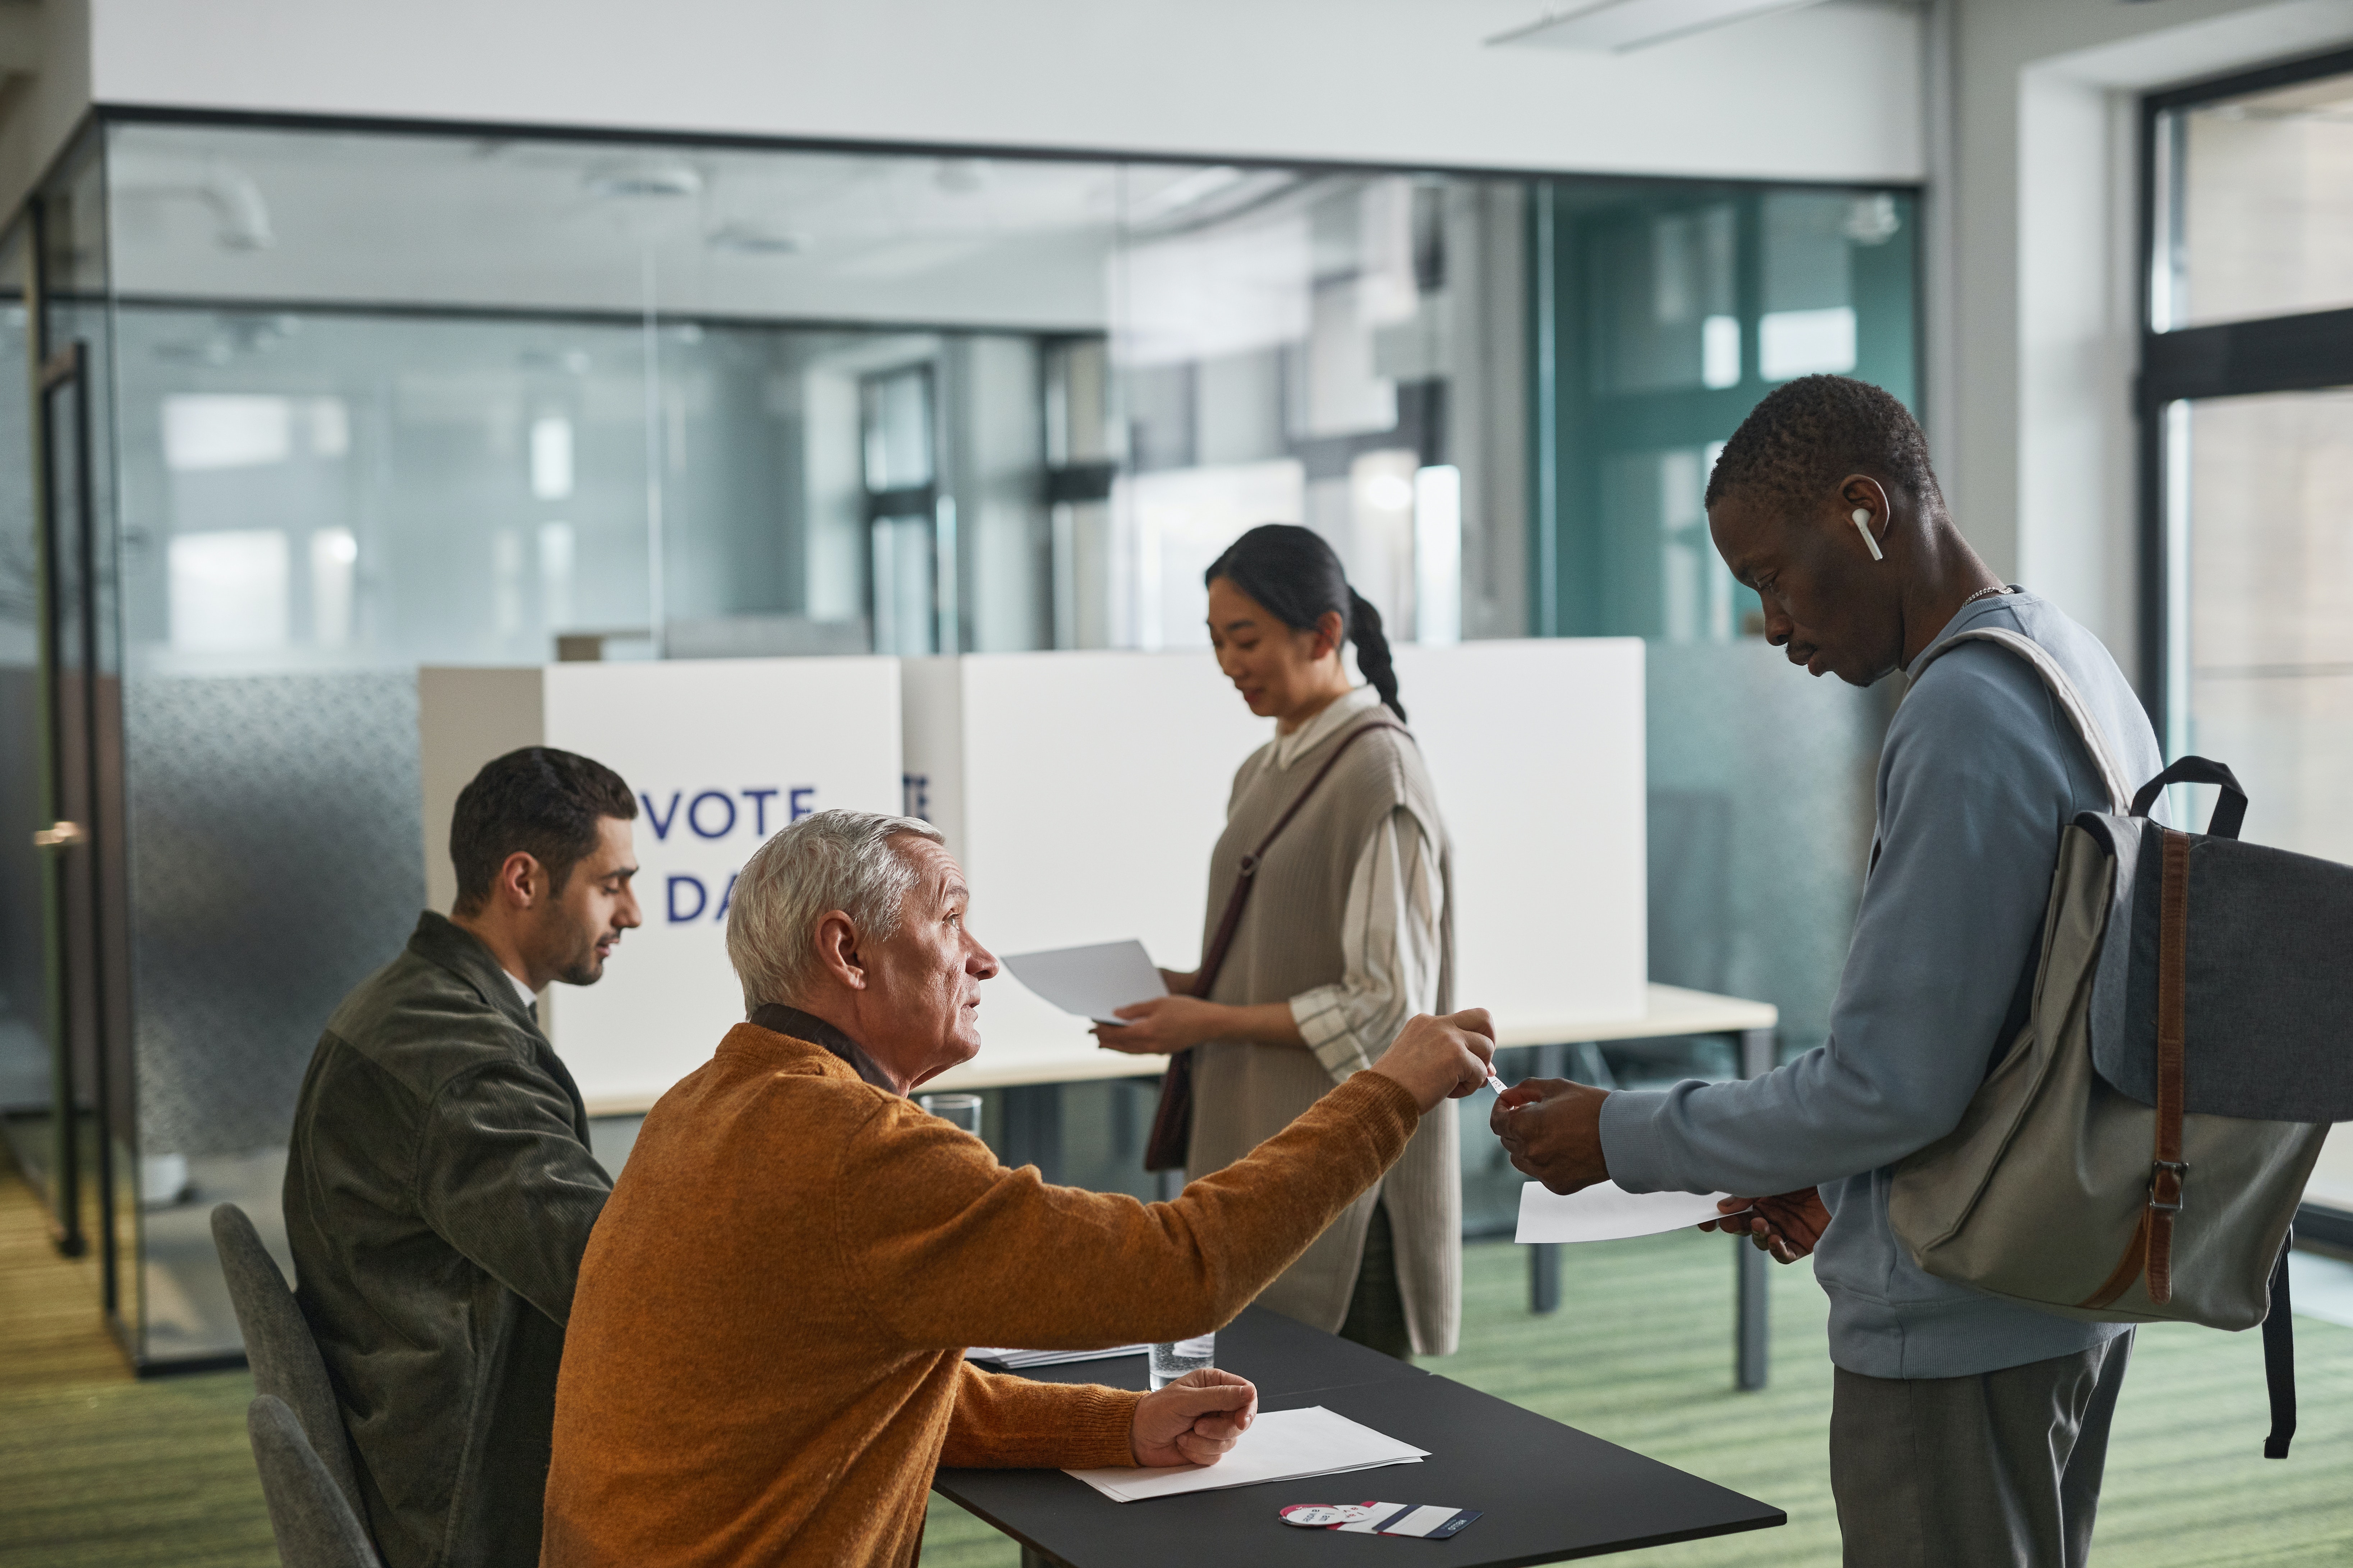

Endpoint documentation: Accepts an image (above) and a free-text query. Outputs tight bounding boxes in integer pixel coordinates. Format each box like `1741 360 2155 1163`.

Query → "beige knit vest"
1185 714 1462 1354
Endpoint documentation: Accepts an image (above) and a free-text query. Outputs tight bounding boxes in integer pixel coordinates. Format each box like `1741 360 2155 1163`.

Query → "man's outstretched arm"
940 1364 1258 1470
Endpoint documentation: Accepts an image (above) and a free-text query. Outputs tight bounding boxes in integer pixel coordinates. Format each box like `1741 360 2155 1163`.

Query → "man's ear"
495 851 544 910
813 911 868 992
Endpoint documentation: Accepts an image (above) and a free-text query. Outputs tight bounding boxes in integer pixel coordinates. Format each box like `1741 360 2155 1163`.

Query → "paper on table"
1003 940 1168 1027
1515 1181 1750 1244
1065 1406 1428 1503
964 1344 1150 1369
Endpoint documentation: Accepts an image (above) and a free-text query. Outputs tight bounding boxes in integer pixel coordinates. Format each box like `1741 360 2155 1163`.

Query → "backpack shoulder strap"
1908 626 2136 816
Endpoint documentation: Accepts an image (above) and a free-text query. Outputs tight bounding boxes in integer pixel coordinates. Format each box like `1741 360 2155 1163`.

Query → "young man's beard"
554 937 606 987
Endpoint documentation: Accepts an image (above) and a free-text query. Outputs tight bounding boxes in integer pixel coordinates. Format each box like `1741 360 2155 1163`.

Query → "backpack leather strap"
2077 825 2191 1310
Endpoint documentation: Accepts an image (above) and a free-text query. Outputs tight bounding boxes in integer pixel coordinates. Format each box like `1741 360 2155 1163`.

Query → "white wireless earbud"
1851 507 1884 562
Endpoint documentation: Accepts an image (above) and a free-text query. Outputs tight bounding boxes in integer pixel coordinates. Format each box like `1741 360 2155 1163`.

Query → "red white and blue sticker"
1280 1502 1481 1539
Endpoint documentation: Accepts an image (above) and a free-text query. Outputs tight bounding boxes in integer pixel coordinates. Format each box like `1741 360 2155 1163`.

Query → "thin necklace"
1960 584 2014 608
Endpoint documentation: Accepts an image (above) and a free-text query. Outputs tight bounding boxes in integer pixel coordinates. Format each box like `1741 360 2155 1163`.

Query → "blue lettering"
641 790 682 841
902 773 930 821
789 786 816 822
716 871 738 919
743 788 780 835
666 873 707 923
688 789 738 840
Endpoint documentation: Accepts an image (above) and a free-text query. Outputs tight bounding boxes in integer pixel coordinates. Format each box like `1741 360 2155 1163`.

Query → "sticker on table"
1282 1502 1482 1538
1281 1503 1382 1527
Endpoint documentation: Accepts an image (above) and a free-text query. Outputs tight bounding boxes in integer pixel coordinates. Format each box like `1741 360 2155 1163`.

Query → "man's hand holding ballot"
1492 1079 1826 1263
1700 1189 1832 1264
1490 1077 1610 1194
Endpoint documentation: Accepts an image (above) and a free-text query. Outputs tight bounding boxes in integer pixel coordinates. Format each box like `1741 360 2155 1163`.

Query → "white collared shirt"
1267 686 1446 1083
505 969 537 1011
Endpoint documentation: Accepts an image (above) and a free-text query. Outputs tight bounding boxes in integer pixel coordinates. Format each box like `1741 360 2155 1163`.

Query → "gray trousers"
1830 1331 2133 1568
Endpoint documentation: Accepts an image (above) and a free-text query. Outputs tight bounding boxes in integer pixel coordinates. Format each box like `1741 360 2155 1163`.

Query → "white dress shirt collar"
1273 683 1386 770
504 969 537 1009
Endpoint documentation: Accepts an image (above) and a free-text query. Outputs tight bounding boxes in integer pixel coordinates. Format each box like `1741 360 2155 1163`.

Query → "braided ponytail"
1203 524 1407 723
1345 587 1405 722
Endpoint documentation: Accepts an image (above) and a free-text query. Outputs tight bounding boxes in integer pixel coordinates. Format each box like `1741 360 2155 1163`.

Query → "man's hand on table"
1368 1010 1497 1111
1700 1188 1830 1264
1131 1369 1259 1468
1490 1078 1610 1194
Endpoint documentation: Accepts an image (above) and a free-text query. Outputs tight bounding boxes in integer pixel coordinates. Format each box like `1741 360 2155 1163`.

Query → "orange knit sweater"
540 1024 1421 1568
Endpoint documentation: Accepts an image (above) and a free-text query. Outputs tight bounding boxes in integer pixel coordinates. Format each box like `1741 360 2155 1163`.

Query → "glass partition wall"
4 114 1917 1362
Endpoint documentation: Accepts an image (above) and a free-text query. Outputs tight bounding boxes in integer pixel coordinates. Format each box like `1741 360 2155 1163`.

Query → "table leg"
1526 1042 1567 1315
1734 1027 1776 1391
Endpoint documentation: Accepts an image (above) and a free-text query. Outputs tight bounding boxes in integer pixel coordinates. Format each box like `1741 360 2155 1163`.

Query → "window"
2142 50 2353 866
1534 182 1918 640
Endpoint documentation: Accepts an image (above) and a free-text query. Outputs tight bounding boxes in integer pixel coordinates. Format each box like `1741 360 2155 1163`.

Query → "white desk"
920 982 1777 1093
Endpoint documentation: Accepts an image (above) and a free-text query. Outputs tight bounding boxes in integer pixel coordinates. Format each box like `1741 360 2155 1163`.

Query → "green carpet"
6 1237 2350 1565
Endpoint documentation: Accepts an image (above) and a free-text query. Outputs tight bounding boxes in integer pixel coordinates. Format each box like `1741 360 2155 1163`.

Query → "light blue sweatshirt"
1600 591 2161 1380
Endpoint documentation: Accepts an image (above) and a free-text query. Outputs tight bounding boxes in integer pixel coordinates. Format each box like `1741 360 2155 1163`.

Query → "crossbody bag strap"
1189 719 1407 1001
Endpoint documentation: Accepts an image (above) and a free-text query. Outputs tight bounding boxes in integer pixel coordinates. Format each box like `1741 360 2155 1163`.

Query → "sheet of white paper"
964 1344 1150 1369
1003 940 1168 1026
1065 1406 1429 1503
1514 1181 1746 1244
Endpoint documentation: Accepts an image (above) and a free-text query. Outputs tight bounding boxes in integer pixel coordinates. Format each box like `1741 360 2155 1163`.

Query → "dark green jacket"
284 912 611 1568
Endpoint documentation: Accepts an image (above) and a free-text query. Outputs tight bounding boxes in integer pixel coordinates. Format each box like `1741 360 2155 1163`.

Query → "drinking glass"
1149 1333 1215 1390
918 1093 984 1138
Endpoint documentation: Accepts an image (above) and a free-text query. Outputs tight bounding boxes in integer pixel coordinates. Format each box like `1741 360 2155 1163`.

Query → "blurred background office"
0 0 2348 1484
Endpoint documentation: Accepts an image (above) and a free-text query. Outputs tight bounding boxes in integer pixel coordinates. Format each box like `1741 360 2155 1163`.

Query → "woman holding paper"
1095 524 1458 1360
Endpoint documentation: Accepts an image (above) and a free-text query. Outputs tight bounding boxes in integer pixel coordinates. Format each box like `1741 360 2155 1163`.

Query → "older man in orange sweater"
542 809 1494 1567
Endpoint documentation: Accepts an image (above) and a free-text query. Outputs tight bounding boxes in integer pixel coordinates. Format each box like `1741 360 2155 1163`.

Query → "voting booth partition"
905 640 1647 1092
418 659 904 1112
418 640 1646 1113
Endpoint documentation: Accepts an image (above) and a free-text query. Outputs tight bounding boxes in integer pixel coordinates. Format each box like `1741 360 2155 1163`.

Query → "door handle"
32 820 86 849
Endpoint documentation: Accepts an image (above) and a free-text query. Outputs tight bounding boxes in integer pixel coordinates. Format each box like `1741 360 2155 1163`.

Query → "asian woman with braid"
1095 524 1460 1359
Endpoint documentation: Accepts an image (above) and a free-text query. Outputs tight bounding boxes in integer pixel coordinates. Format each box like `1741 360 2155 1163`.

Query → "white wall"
31 0 1924 208
1940 0 2353 673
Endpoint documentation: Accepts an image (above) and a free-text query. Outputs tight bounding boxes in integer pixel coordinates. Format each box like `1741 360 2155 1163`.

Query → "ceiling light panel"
1490 0 1827 53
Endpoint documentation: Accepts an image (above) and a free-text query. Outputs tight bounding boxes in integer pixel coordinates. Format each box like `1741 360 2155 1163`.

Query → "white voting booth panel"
418 659 902 1111
1391 640 1647 1038
904 651 1269 1088
908 640 1645 1091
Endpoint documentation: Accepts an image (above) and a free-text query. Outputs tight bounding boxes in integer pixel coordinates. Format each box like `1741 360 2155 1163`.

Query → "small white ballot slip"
1280 1501 1483 1539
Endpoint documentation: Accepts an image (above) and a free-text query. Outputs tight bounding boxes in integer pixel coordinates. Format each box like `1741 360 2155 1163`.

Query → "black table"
936 1306 1783 1567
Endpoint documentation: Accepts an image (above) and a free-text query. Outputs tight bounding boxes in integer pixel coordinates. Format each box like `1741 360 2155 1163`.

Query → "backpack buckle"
2150 1159 2189 1213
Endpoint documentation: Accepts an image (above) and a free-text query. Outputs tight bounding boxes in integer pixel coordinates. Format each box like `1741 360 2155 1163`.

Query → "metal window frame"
2134 43 2353 729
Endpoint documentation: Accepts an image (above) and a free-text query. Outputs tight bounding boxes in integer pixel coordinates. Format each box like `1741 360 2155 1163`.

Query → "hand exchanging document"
1699 1188 1830 1264
1489 1076 1612 1194
1130 1368 1259 1468
1368 1010 1497 1112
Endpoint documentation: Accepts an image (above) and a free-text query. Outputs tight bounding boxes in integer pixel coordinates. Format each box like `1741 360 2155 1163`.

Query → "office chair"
210 1203 367 1522
247 1395 381 1568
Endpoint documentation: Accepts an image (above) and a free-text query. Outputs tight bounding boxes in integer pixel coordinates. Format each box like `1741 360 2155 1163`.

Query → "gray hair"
725 809 946 1011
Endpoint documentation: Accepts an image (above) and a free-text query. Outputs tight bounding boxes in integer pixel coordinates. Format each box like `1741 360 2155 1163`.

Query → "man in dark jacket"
285 747 641 1568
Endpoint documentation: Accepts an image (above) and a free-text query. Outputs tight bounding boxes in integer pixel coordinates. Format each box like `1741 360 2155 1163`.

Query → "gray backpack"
1888 627 2352 1458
